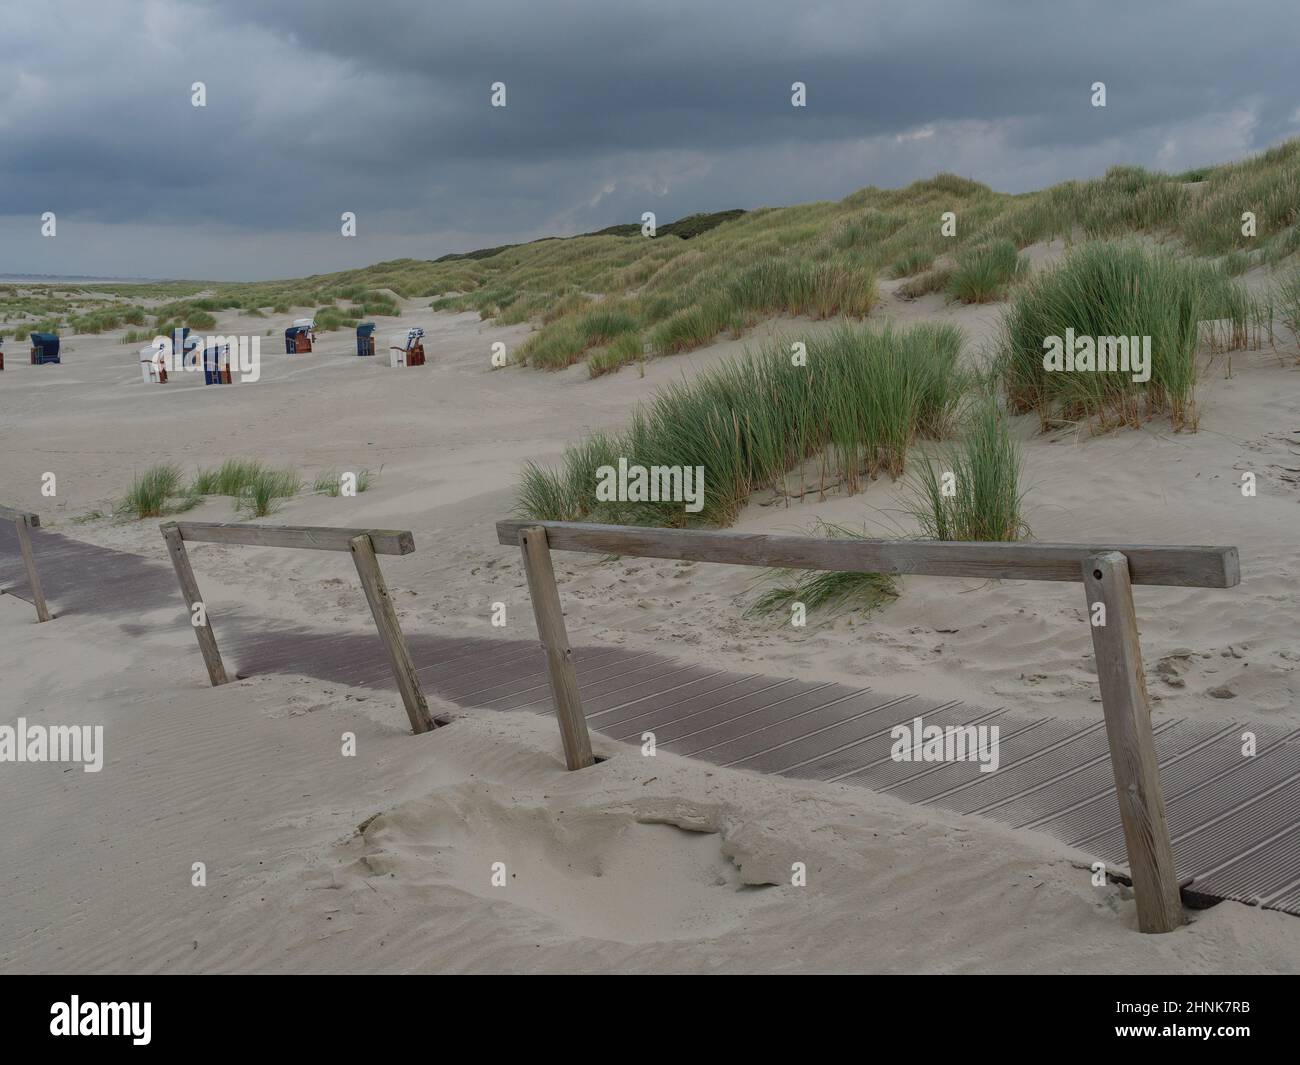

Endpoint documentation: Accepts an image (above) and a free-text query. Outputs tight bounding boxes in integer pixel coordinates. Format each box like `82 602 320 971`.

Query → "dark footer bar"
0 975 1290 1050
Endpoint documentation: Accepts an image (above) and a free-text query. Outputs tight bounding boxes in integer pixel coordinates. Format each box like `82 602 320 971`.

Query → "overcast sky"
1 0 1297 281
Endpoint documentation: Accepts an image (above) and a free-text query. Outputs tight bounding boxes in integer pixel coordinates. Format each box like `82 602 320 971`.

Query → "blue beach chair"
29 332 60 364
356 321 376 356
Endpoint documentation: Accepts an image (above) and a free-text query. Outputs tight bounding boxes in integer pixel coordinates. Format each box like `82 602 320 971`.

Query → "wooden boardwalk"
4 521 1299 917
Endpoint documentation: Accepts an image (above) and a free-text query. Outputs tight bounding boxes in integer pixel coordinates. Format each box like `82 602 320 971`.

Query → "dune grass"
313 469 376 496
541 290 592 324
888 248 936 278
648 301 734 355
401 142 1294 375
907 399 1027 542
190 459 301 515
69 305 147 334
896 265 953 300
575 307 639 346
236 468 300 517
192 459 267 498
589 331 645 377
313 471 338 495
996 242 1247 432
1275 266 1300 355
751 568 898 618
645 260 878 356
519 322 965 527
118 463 187 519
519 305 644 369
945 239 1026 303
169 310 216 331
314 306 361 332
749 521 899 620
1178 140 1300 256
516 318 588 368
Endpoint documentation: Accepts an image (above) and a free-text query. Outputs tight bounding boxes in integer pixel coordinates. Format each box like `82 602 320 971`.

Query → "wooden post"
1083 552 1183 933
161 524 228 686
13 516 50 623
519 525 594 770
348 534 436 735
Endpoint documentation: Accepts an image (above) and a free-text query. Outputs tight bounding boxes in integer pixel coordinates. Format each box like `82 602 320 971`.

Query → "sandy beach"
2 260 1298 972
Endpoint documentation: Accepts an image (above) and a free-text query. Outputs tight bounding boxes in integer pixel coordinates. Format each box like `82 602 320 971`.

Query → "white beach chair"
139 344 167 383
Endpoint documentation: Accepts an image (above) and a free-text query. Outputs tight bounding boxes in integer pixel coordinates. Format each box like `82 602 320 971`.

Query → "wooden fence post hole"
14 515 50 623
348 534 436 735
1083 551 1183 933
519 525 594 770
161 523 228 686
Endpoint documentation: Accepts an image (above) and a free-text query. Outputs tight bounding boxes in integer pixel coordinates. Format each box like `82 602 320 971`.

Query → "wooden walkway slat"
469 650 660 709
815 703 1011 788
1006 722 1238 834
702 688 906 769
588 671 751 727
608 676 797 741
960 721 1164 817
3 523 1298 917
604 674 780 737
896 719 1092 802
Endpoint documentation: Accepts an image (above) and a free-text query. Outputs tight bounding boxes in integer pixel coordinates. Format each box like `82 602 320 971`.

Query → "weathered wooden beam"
175 522 415 556
0 504 39 525
518 525 594 770
348 534 436 735
13 516 50 623
161 524 228 686
495 520 1239 588
1084 552 1183 934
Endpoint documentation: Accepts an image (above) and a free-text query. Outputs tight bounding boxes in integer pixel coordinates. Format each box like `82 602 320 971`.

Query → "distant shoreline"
0 274 166 284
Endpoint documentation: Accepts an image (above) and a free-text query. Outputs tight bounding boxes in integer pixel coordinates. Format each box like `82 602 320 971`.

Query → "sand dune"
2 265 1299 971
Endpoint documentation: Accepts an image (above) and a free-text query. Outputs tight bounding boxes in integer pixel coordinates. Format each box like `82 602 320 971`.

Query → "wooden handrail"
496 517 1241 934
0 504 40 525
159 521 435 734
1 504 49 622
171 521 414 555
495 519 1239 588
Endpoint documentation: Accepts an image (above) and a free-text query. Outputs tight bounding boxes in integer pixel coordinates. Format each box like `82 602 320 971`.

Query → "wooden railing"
497 517 1242 934
160 521 437 735
0 504 50 623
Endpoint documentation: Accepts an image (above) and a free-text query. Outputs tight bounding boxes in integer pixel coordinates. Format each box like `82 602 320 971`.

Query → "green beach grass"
995 242 1246 432
518 321 965 527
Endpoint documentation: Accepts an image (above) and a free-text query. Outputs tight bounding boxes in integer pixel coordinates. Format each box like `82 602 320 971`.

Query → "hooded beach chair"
356 321 376 356
284 325 312 354
171 327 200 369
202 342 232 385
139 344 168 383
29 332 60 365
389 326 425 367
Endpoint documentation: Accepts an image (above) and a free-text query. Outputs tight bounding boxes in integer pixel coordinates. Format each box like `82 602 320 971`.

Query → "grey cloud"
1 0 1297 279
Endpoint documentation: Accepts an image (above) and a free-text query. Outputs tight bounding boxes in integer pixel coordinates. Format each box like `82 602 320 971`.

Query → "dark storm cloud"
1 0 1297 279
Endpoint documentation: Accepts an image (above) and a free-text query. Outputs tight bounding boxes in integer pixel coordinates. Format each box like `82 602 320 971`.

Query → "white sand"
1 269 1298 972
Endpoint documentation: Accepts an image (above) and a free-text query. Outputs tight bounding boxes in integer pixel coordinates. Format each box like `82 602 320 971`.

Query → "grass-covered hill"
6 138 1298 370
430 208 747 262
